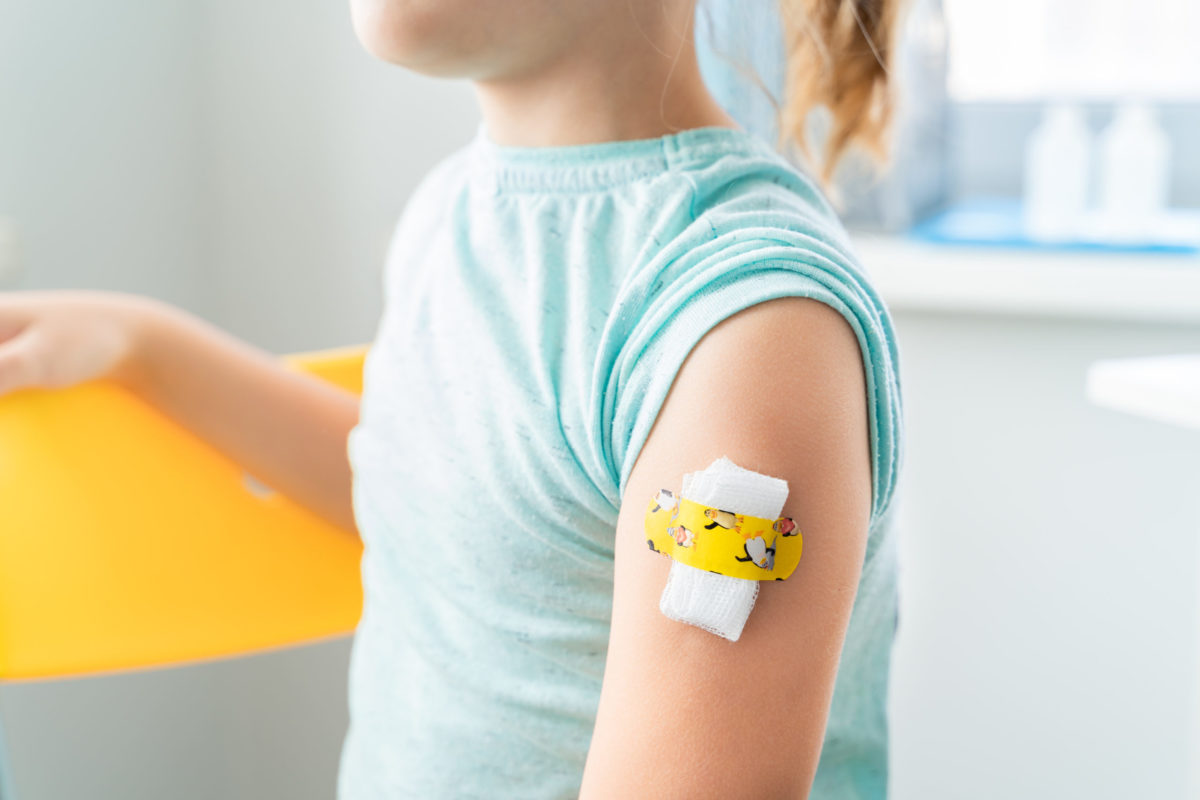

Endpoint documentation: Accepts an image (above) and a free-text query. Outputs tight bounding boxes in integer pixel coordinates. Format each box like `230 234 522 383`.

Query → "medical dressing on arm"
645 456 798 641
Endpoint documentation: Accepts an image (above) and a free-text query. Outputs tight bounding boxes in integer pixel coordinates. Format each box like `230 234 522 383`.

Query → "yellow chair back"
0 345 368 681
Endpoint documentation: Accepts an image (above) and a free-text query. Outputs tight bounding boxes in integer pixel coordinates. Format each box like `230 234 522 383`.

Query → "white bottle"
1023 104 1092 242
1097 102 1170 242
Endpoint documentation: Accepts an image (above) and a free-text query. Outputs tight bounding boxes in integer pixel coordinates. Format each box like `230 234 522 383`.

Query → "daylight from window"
944 0 1200 101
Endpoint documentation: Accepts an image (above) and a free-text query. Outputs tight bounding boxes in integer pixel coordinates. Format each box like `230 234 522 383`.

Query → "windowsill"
850 233 1200 324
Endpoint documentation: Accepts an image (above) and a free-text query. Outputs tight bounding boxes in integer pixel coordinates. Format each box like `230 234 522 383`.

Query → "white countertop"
851 234 1200 324
1086 353 1200 431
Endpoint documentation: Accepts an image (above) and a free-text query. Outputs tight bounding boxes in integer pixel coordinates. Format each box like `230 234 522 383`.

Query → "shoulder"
626 136 874 319
679 136 853 251
607 139 904 529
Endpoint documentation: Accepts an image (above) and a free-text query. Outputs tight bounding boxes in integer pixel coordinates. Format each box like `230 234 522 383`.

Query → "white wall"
888 311 1200 799
198 0 479 352
1 641 355 800
0 1 207 305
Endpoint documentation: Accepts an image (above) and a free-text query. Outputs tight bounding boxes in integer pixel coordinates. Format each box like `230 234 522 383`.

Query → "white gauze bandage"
658 456 790 641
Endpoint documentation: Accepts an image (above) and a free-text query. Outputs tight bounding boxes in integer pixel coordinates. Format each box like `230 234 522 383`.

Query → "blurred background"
2 0 1200 798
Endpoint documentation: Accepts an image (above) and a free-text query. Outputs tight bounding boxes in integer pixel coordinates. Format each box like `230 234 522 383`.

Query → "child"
0 0 905 796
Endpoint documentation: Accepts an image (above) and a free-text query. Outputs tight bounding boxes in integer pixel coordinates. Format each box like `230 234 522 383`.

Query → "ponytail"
777 0 903 186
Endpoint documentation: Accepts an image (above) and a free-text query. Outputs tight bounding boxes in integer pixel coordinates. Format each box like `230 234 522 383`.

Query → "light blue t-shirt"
339 124 905 799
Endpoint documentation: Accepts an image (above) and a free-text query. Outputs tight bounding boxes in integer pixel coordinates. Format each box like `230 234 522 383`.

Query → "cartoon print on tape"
644 488 802 579
650 489 678 514
667 525 695 548
735 535 776 570
703 508 744 533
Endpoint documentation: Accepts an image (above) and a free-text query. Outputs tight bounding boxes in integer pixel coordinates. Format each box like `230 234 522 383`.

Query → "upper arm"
579 296 874 799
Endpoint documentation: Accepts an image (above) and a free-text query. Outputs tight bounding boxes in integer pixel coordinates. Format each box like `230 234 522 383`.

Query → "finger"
0 328 43 396
0 293 39 341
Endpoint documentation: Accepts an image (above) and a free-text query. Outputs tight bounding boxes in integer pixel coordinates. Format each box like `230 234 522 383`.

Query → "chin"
348 0 589 80
348 0 509 77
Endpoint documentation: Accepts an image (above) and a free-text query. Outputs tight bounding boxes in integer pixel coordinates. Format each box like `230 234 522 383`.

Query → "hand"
0 289 158 397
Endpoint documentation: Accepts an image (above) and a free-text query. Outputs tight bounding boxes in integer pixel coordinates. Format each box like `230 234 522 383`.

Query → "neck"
472 7 737 147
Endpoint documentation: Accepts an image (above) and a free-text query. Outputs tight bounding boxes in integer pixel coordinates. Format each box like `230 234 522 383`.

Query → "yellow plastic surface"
0 344 368 682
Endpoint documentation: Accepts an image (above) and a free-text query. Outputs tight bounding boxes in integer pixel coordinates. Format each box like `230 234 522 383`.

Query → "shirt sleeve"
604 241 905 537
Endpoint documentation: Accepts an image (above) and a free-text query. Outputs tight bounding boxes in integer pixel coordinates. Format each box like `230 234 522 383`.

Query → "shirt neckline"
467 122 780 193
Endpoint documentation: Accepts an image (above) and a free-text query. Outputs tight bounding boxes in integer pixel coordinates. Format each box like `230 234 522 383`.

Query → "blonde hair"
777 0 904 186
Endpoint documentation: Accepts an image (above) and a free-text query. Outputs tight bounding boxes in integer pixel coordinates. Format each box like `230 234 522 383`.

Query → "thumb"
0 327 43 397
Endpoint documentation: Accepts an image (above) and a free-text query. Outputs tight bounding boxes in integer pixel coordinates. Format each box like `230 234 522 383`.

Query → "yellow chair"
0 344 368 682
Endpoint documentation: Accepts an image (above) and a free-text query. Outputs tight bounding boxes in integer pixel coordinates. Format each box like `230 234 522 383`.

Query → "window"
944 0 1200 101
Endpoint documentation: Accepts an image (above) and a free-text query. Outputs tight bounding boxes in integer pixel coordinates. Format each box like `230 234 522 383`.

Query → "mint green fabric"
339 125 905 799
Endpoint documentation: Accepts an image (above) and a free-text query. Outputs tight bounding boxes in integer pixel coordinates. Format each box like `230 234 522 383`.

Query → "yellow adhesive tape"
644 490 802 581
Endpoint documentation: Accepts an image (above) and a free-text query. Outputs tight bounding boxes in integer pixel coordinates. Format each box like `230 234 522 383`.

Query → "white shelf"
1086 353 1200 432
851 234 1200 324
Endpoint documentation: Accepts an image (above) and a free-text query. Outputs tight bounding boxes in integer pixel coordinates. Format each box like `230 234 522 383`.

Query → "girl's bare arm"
119 297 362 537
580 296 874 798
